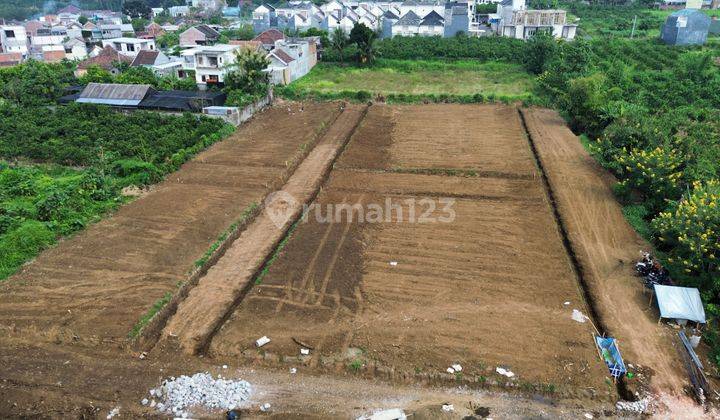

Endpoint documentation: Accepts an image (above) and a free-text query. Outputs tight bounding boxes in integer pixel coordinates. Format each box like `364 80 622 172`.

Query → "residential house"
444 3 471 36
63 38 88 60
180 25 221 47
266 38 317 85
183 44 242 87
418 10 444 35
101 38 156 57
144 23 166 39
75 46 133 77
131 50 171 68
253 29 285 50
41 45 66 63
168 6 191 17
493 0 576 40
1 26 28 57
0 52 23 67
392 10 422 36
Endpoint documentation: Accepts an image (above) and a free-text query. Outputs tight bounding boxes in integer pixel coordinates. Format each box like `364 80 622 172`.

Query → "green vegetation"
128 291 173 338
562 3 720 39
0 61 233 282
194 203 259 268
224 47 272 108
278 59 535 102
528 33 720 363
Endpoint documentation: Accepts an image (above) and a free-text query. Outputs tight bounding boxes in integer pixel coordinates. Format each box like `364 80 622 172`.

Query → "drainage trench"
517 108 635 401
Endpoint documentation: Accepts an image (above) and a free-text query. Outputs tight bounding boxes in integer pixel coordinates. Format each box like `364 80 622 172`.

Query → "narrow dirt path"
520 108 689 403
159 104 368 355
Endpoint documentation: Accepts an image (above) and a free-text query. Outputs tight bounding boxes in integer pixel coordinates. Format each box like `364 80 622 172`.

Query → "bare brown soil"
207 104 612 401
0 103 706 417
160 104 368 354
520 108 693 404
0 102 340 345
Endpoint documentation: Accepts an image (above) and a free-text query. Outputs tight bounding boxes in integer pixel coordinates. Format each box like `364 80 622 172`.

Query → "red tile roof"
77 46 132 70
131 50 160 66
272 49 295 64
43 50 66 63
253 29 285 46
0 52 22 67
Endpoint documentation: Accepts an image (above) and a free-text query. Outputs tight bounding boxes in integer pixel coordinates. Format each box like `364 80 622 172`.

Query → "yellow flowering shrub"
653 180 720 277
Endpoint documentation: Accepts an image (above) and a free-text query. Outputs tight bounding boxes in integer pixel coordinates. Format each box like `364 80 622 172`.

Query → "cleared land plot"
286 60 535 98
209 105 611 399
0 102 341 343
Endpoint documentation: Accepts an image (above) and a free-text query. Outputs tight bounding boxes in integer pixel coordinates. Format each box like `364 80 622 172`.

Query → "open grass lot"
283 59 535 100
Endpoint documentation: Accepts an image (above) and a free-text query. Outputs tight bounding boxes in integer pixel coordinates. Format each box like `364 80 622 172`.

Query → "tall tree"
349 23 376 65
330 28 349 65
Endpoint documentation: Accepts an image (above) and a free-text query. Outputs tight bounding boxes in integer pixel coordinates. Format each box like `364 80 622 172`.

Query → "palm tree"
330 27 349 65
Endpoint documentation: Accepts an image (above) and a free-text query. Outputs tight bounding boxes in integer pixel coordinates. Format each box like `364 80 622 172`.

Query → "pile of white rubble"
144 372 252 417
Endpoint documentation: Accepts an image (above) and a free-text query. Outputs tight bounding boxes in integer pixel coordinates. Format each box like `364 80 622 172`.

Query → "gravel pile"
147 372 252 417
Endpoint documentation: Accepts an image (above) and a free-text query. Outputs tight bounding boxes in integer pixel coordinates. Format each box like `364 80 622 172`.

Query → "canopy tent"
594 336 627 379
654 285 706 323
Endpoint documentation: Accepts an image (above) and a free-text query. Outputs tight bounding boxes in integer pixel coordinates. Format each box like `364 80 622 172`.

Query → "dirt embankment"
0 102 342 346
520 108 688 398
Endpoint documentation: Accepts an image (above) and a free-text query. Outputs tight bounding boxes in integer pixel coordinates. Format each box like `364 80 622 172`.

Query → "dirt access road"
521 108 697 408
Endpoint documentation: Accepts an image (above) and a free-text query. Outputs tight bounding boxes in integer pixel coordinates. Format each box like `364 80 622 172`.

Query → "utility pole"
630 14 637 39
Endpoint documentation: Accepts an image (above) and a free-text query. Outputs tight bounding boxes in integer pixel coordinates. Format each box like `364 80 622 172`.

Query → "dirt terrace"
0 102 342 344
206 104 612 401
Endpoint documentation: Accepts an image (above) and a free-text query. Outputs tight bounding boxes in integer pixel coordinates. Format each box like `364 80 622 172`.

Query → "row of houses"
251 0 576 40
71 28 317 89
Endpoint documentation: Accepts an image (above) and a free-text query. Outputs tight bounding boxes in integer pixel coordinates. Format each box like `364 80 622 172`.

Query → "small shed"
654 285 706 324
661 9 711 46
76 83 155 107
139 90 226 112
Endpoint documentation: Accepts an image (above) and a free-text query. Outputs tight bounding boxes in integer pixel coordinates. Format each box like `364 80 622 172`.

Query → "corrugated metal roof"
77 83 155 107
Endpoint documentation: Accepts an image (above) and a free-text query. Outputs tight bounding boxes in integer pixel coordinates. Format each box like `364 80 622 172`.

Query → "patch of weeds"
455 372 464 381
477 375 487 384
349 359 363 372
128 291 172 338
414 366 422 375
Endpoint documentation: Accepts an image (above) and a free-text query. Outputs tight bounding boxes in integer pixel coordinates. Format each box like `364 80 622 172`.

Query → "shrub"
0 220 55 279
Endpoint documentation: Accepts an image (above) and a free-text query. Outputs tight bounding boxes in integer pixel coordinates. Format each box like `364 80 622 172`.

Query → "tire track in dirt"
157 104 369 355
519 107 688 401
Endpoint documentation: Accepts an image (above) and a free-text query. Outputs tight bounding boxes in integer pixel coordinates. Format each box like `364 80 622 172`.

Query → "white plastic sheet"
654 285 706 323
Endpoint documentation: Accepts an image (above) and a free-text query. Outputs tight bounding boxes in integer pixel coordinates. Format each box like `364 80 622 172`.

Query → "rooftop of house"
131 50 161 66
271 48 296 64
396 10 422 26
42 49 66 63
191 24 221 38
253 28 285 45
77 46 133 70
104 37 152 44
420 10 444 26
194 44 240 53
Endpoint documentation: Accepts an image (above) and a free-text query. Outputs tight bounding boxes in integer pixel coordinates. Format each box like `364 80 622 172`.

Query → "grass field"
284 59 535 99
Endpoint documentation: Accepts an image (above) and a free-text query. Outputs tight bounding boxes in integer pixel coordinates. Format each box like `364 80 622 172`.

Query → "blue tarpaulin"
595 336 627 378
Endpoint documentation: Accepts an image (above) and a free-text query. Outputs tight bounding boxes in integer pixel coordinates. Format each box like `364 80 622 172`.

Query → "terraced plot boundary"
156 104 369 354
